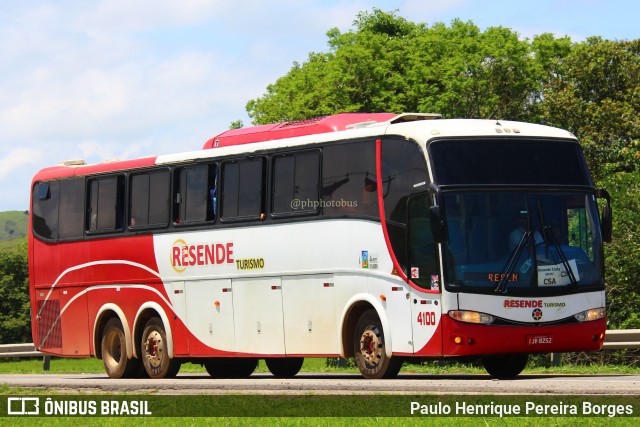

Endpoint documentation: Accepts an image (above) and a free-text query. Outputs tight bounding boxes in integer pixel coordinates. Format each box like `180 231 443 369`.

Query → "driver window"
407 193 440 291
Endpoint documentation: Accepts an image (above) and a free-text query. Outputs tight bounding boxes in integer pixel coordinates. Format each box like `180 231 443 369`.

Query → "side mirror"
596 188 612 243
429 205 447 243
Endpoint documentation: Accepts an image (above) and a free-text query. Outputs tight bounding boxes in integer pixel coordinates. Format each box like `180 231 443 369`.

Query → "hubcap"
359 327 382 366
145 330 163 368
105 330 122 369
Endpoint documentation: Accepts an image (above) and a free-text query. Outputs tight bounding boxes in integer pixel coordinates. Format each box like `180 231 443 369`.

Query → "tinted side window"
32 181 59 240
221 158 264 220
408 193 440 290
272 151 320 215
130 170 170 228
87 176 125 232
322 140 378 218
381 138 430 270
58 179 85 239
173 165 216 225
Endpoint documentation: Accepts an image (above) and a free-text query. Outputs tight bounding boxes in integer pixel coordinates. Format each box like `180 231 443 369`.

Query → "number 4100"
417 311 436 326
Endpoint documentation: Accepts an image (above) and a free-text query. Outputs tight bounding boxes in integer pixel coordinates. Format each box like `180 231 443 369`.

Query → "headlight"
574 307 605 322
448 310 495 325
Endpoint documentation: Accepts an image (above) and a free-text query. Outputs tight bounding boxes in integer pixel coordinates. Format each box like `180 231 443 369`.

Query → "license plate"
527 334 553 345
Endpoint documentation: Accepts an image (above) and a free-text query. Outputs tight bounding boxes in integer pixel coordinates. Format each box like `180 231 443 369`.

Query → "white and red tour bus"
29 112 612 379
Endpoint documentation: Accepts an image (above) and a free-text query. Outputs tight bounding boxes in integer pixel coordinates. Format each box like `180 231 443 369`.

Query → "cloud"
73 0 229 35
0 148 45 180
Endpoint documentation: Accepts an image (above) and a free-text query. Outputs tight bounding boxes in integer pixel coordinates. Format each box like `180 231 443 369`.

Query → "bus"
29 112 612 380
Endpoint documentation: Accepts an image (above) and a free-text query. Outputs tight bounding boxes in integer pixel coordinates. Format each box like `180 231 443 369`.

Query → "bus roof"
33 113 577 182
202 112 440 149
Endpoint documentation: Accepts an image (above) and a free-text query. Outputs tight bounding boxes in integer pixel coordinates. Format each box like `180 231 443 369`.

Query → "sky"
1 0 638 211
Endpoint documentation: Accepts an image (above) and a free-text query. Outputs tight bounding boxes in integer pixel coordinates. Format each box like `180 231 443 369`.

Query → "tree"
229 120 244 130
0 242 31 344
247 10 542 123
601 170 640 329
538 37 640 180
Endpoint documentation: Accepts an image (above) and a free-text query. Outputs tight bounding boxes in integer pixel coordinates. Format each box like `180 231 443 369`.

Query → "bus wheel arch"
93 304 132 360
340 296 392 359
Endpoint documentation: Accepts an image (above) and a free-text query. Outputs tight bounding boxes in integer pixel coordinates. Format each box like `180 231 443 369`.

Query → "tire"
203 358 258 378
265 357 304 378
141 317 181 379
101 318 140 379
482 354 529 379
353 309 403 379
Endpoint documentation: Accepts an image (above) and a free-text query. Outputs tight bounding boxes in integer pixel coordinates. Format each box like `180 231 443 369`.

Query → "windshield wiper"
495 230 531 294
543 225 579 288
537 201 578 288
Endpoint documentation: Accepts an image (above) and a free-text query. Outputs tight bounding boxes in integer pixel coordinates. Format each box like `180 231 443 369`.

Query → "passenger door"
407 193 443 356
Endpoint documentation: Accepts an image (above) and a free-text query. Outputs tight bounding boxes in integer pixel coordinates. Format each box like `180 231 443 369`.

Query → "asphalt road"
1 372 639 395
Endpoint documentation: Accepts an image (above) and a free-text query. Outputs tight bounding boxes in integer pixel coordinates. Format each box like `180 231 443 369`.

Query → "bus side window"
407 193 440 290
322 141 378 218
86 175 125 233
58 178 85 239
272 150 320 216
221 158 265 221
130 170 170 229
381 137 430 272
173 164 216 225
32 181 60 240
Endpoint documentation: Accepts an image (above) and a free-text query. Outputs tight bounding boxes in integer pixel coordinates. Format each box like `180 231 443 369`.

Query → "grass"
1 356 640 376
2 360 639 425
4 417 635 427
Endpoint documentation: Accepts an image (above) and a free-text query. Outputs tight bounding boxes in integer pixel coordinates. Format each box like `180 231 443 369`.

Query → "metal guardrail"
602 329 640 349
0 343 50 370
0 343 42 358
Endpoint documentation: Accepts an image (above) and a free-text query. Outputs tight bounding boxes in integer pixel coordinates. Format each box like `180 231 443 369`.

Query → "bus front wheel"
141 317 181 379
265 357 304 378
353 309 403 379
101 317 140 379
203 358 258 378
481 354 529 379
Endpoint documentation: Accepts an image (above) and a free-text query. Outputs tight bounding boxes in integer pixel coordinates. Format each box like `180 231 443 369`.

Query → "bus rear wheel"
265 357 304 378
353 309 403 379
481 354 529 379
101 318 141 379
141 317 181 379
203 358 258 378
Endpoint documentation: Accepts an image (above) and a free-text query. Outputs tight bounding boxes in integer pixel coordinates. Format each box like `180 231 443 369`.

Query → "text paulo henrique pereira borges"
410 401 634 417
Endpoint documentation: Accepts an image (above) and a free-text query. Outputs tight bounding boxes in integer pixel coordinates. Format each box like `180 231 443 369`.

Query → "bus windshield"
442 191 604 295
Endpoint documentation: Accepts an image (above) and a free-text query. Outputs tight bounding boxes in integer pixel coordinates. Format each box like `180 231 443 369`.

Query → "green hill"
0 210 29 244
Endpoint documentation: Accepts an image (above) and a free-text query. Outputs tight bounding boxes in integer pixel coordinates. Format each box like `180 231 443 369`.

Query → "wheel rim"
144 330 164 369
359 326 382 367
104 330 123 370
